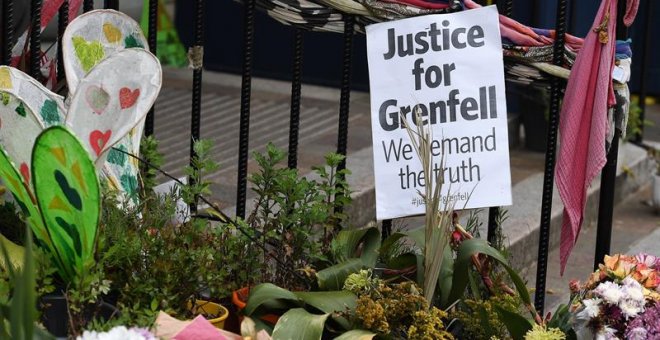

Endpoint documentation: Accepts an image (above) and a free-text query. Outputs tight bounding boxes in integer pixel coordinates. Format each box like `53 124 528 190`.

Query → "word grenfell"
378 86 498 131
383 21 486 60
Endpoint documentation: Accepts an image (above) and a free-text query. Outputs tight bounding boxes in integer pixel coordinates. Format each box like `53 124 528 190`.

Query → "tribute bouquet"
569 254 660 339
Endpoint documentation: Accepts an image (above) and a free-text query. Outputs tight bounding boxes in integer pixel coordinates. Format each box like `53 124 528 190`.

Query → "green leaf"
494 305 533 340
447 239 531 309
0 234 24 271
316 258 365 291
272 309 329 340
438 246 454 307
244 283 302 316
332 227 380 266
32 126 100 279
294 291 357 330
334 329 376 340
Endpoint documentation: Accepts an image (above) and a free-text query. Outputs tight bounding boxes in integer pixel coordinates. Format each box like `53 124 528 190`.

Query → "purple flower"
635 254 660 269
625 302 660 339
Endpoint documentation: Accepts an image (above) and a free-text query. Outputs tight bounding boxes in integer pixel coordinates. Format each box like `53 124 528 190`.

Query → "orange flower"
643 271 660 289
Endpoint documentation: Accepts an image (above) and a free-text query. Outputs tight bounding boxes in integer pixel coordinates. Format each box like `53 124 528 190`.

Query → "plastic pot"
232 287 280 325
187 299 229 329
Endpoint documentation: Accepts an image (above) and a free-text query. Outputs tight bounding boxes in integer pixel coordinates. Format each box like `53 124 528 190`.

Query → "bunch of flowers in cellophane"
568 254 660 339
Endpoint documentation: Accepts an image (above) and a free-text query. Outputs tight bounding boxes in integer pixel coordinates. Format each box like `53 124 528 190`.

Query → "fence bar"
633 0 652 144
30 0 42 80
57 0 69 85
104 0 119 10
236 0 256 218
487 0 513 244
593 0 628 269
534 0 568 314
2 0 14 65
381 219 392 241
83 0 93 12
144 0 158 136
288 29 303 169
188 0 206 213
334 15 354 220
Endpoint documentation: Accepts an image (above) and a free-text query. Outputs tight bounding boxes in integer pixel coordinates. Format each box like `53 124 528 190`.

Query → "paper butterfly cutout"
0 126 100 281
0 9 162 201
0 10 161 278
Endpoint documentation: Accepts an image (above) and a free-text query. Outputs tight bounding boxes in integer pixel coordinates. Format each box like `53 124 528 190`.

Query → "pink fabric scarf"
556 0 638 274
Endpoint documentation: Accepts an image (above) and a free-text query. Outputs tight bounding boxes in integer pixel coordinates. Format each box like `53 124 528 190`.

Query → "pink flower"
635 253 660 270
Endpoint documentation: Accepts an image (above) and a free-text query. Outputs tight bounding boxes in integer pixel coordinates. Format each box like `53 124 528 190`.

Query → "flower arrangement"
77 326 157 340
569 254 660 339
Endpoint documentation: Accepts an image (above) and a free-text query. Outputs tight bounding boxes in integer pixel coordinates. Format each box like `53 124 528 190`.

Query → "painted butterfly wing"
32 126 100 278
63 10 152 200
0 147 72 280
65 49 161 200
62 9 149 95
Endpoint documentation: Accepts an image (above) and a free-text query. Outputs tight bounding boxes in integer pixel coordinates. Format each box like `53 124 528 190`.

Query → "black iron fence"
0 0 654 315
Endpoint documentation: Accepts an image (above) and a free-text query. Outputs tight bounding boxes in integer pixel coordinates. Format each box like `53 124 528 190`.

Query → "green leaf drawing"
39 99 61 126
32 126 100 277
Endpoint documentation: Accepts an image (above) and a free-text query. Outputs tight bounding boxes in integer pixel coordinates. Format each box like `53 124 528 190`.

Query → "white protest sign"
366 6 512 220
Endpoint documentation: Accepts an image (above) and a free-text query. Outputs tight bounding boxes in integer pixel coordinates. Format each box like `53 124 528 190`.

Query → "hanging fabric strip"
555 0 639 274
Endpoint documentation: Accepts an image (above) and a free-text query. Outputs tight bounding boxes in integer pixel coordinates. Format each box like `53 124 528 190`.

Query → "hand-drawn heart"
103 22 122 43
20 162 30 184
119 87 140 109
72 36 105 73
89 130 112 156
85 85 110 114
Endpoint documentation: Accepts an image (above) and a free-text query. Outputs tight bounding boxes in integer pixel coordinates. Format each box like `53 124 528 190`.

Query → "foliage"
449 294 524 340
352 281 453 339
625 98 653 141
247 143 352 290
0 227 55 339
98 139 259 327
401 110 452 303
524 324 566 340
138 135 164 196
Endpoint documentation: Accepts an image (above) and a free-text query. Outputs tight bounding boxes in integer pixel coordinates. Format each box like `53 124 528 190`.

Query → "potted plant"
187 299 230 329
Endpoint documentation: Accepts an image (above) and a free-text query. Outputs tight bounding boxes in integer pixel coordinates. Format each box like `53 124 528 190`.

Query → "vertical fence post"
104 0 119 10
144 0 158 136
83 0 93 12
30 0 42 80
632 0 652 144
57 0 69 86
593 0 628 270
236 0 256 219
487 0 512 245
534 0 568 315
334 15 354 222
288 29 303 169
189 0 205 213
2 0 14 65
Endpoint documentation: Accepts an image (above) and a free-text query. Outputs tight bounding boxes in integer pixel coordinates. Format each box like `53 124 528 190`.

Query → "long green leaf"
295 291 357 330
244 283 302 316
271 309 329 340
438 246 454 307
332 227 380 266
334 329 376 340
494 305 533 340
447 239 531 308
316 258 365 291
0 234 24 270
32 126 100 280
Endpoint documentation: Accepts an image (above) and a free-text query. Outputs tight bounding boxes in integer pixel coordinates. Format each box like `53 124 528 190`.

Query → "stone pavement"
153 67 659 314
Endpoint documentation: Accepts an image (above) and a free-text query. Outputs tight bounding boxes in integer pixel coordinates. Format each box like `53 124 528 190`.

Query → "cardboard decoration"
0 127 100 282
66 49 162 197
62 9 154 200
0 66 68 192
0 10 160 201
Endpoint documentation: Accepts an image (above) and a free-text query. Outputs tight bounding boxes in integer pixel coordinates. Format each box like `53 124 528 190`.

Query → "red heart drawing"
89 130 112 156
119 87 140 109
20 162 30 183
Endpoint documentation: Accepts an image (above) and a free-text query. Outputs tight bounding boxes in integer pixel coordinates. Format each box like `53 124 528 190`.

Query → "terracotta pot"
232 287 280 325
187 299 229 329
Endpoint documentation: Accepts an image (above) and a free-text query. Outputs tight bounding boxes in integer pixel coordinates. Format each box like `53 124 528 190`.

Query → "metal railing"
0 0 652 315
